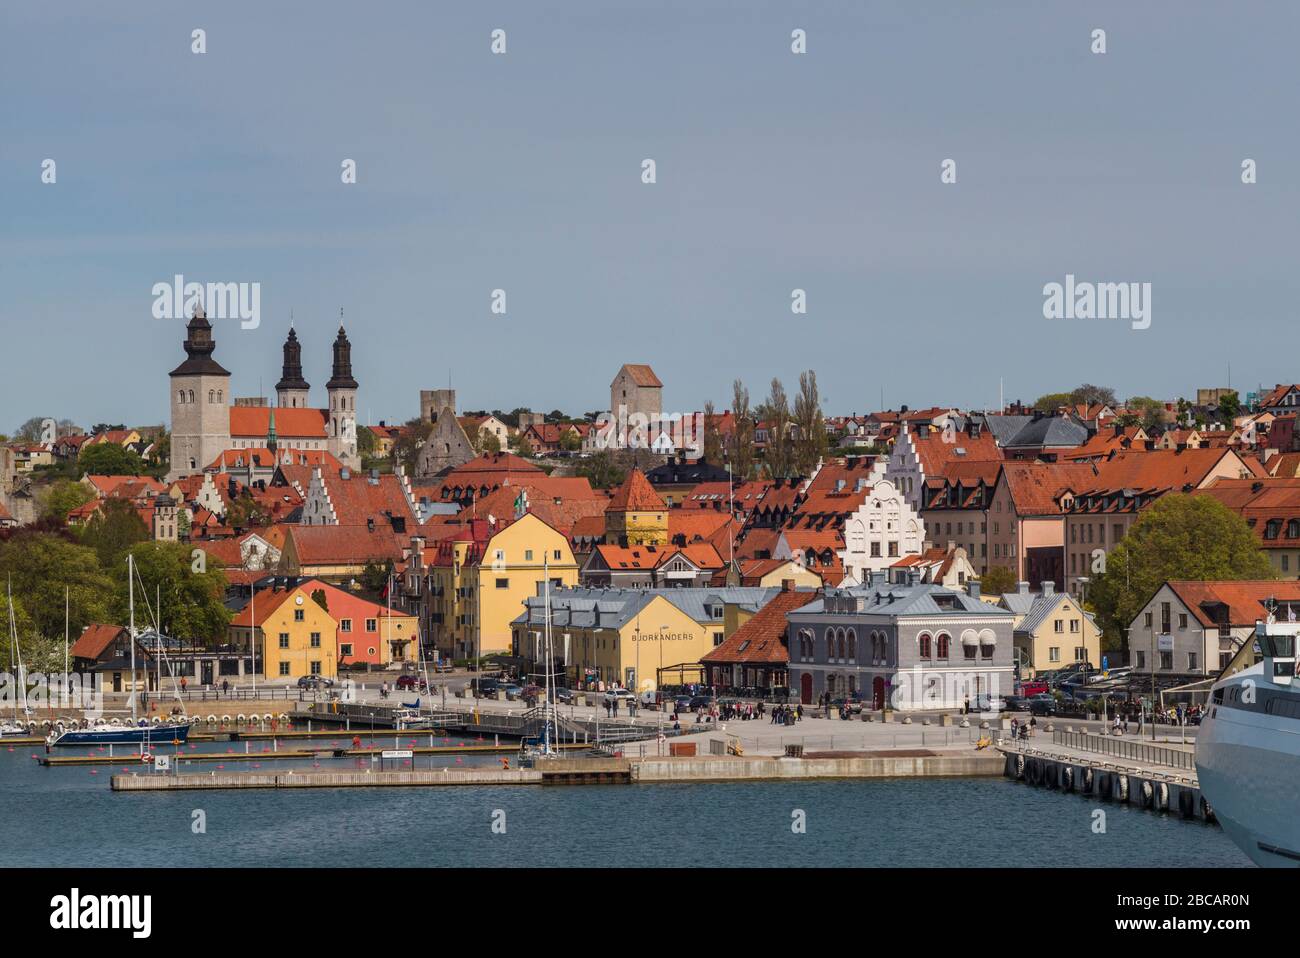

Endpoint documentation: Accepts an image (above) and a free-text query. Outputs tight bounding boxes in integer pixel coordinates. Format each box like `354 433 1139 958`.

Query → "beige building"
997 582 1101 676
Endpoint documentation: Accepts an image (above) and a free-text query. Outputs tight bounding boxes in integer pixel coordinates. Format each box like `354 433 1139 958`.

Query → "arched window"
178 390 186 404
208 390 214 403
846 629 857 661
188 390 195 403
918 632 932 659
836 629 845 660
936 633 950 659
217 390 223 403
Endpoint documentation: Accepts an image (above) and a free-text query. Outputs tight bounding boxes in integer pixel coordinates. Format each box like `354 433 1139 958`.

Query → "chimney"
967 579 981 600
1041 581 1055 595
1017 581 1029 595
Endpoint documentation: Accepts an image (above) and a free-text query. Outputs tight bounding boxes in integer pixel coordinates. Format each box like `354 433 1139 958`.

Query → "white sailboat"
1 578 33 737
47 553 192 748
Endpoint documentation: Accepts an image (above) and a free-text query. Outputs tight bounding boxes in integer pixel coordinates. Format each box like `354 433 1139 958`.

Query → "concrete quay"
112 766 542 790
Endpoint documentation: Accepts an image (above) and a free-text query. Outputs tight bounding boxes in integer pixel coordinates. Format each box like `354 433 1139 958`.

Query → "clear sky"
3 1 1298 431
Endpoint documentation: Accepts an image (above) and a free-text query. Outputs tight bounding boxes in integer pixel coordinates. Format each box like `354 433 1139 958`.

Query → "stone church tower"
168 306 231 481
275 327 311 408
325 325 359 468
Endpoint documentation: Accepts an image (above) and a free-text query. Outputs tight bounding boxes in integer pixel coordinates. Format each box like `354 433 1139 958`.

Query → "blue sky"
3 1 1298 430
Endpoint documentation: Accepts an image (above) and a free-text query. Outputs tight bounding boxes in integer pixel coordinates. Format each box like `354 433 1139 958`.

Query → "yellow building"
429 513 579 660
997 584 1102 676
229 583 339 681
604 469 668 546
512 586 781 692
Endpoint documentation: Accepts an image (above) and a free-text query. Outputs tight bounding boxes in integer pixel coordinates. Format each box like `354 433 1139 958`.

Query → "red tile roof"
1000 462 1098 515
608 469 666 512
229 407 328 439
1164 580 1300 628
620 364 663 388
69 624 126 661
700 587 819 664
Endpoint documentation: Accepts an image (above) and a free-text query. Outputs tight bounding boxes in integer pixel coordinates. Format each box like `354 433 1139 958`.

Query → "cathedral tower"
326 324 359 468
275 327 311 408
168 305 232 481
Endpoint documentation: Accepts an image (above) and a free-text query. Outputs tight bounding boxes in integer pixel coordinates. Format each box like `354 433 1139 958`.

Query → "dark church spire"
169 303 231 378
326 324 358 390
275 327 310 392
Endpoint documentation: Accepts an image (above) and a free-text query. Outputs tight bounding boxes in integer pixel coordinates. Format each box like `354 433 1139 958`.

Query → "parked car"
555 688 577 704
1019 681 1049 698
472 677 501 697
688 695 714 711
520 684 543 705
297 675 334 690
394 674 428 692
673 696 693 712
1028 694 1058 716
1002 695 1031 712
603 688 635 704
501 684 523 699
973 693 1004 712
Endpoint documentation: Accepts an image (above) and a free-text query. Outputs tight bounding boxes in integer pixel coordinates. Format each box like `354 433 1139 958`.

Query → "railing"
1052 729 1195 771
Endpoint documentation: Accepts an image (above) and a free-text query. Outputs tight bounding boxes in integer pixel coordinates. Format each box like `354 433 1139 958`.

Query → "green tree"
1217 390 1241 422
978 565 1017 597
311 588 329 612
113 542 229 643
0 533 113 639
395 416 434 475
38 479 95 522
558 429 581 453
1069 384 1117 408
361 560 392 594
1089 495 1273 649
78 443 143 476
728 379 755 480
1033 392 1072 414
14 417 46 442
792 370 828 476
79 498 151 568
574 449 626 490
515 433 534 458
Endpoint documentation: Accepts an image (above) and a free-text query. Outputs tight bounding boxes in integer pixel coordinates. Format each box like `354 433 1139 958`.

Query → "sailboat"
1 579 33 737
47 554 192 748
519 559 562 763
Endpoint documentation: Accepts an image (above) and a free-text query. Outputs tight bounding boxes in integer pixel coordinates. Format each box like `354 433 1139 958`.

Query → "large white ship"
1195 618 1300 867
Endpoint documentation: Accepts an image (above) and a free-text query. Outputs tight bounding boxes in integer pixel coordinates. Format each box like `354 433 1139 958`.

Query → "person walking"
221 678 229 697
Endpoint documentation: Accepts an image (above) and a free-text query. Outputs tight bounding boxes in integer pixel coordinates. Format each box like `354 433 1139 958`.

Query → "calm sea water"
0 743 1250 868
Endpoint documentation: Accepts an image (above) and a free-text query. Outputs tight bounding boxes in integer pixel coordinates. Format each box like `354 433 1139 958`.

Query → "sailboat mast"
543 556 553 753
64 587 69 681
129 553 136 722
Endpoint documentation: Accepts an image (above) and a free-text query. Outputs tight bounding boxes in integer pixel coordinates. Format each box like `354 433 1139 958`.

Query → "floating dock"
998 729 1213 823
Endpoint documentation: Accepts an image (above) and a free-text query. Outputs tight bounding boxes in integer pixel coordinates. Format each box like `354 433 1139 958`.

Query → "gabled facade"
836 478 925 583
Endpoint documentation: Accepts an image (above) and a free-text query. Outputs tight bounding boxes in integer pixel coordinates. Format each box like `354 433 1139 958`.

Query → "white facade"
837 478 926 583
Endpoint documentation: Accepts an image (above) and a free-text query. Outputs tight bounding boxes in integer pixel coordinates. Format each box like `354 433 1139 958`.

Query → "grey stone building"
787 571 1016 711
415 388 476 477
610 364 663 424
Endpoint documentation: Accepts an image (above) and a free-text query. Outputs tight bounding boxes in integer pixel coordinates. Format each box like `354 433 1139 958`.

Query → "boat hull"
50 723 192 747
1196 703 1300 867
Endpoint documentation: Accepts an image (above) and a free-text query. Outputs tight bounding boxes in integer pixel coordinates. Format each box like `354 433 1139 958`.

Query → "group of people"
770 703 802 726
1009 716 1038 740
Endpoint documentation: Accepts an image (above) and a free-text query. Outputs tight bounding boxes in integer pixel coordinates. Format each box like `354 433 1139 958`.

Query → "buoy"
1157 782 1169 811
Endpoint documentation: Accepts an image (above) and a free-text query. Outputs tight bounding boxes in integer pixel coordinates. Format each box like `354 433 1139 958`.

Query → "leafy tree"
78 442 143 476
361 560 392 594
113 542 229 643
574 449 626 489
758 378 792 478
1089 495 1273 649
515 433 534 458
1069 384 1117 408
473 427 501 455
727 379 755 480
226 492 270 529
14 417 46 442
1217 390 1241 421
1033 392 1072 414
558 429 581 453
357 425 377 459
0 533 113 639
792 370 828 476
395 416 434 474
702 400 723 464
311 588 329 612
79 498 151 568
38 479 95 522
978 565 1017 597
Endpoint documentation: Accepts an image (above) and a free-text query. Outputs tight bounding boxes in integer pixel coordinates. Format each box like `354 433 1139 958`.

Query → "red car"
1020 681 1049 698
395 674 429 692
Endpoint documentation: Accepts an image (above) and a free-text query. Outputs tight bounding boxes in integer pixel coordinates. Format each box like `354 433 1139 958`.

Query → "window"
1178 613 1188 630
1049 647 1061 663
340 644 353 657
496 578 509 589
1144 611 1153 628
713 632 724 646
1188 651 1198 671
310 632 321 648
525 550 534 561
554 550 562 560
294 609 304 622
918 632 932 658
278 662 290 676
340 619 352 633
1054 619 1064 633
1136 651 1145 669
936 633 950 659
1160 602 1171 633
279 633 289 649
366 618 377 632
1070 619 1080 633
1159 651 1173 670
310 661 322 675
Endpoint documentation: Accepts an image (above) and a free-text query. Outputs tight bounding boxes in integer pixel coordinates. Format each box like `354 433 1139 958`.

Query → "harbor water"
0 744 1249 867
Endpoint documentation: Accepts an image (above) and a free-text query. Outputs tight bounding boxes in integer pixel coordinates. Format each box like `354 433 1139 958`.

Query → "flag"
513 489 528 518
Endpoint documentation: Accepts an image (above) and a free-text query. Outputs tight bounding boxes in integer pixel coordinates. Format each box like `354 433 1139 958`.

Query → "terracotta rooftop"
608 469 666 512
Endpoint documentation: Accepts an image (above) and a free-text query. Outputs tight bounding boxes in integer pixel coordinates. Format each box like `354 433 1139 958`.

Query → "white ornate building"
837 478 926 583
